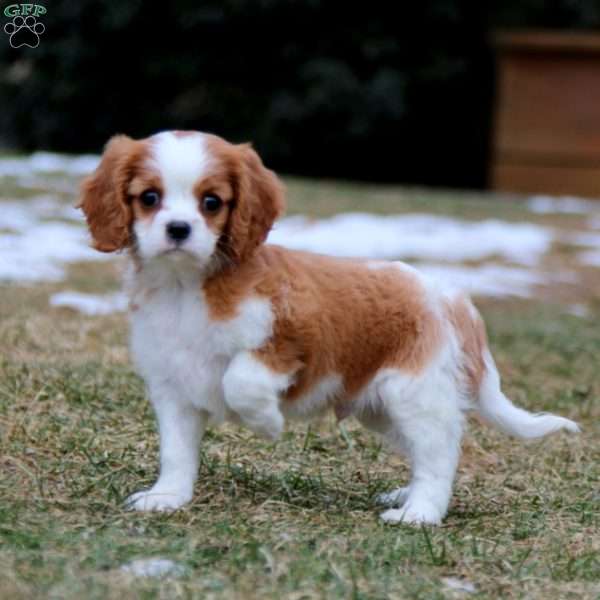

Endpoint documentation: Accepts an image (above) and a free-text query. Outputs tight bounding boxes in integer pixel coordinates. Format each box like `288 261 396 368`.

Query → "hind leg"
375 374 464 525
355 392 412 509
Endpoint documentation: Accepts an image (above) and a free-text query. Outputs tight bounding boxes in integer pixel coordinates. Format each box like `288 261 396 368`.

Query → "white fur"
126 253 578 521
150 131 212 194
478 349 580 438
134 132 217 266
126 259 275 510
282 375 344 420
125 133 279 510
377 354 465 525
122 134 579 522
126 255 578 520
223 352 291 440
348 335 466 525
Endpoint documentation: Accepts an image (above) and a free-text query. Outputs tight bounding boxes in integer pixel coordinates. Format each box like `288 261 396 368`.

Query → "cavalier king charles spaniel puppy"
80 130 579 525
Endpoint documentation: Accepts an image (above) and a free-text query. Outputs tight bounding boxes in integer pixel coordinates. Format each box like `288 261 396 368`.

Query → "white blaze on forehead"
149 132 212 195
133 131 219 262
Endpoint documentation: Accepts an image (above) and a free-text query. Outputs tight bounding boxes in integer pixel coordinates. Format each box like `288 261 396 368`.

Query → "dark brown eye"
202 194 223 213
140 189 160 208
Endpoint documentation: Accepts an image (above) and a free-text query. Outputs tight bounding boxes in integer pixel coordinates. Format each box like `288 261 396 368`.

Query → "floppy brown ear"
78 135 141 252
224 144 285 263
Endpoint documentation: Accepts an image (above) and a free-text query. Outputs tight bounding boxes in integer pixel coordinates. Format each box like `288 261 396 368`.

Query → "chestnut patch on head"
79 135 148 252
204 135 286 264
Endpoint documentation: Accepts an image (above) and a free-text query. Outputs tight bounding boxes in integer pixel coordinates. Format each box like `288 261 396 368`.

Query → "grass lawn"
1 175 599 599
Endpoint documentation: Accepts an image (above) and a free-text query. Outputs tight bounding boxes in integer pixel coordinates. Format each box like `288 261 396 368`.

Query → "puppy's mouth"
158 246 213 268
160 246 196 259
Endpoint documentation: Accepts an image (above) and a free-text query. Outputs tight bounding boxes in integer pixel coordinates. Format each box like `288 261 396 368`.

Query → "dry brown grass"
0 177 599 599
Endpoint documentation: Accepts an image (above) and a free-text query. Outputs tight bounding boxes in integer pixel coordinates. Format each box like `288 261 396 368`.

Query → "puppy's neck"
126 250 208 304
126 246 265 316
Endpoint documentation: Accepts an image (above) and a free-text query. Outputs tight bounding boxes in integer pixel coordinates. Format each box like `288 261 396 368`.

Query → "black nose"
166 221 191 242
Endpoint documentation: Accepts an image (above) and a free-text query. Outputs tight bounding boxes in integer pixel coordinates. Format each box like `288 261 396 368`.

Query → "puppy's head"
79 131 285 268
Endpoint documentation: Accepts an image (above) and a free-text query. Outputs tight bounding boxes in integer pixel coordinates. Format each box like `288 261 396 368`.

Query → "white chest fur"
127 258 274 422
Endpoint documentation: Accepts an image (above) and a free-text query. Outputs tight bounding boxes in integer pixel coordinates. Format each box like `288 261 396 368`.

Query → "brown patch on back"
203 247 444 411
444 294 488 396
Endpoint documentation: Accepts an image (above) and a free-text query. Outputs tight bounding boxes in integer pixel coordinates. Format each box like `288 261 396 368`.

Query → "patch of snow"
29 195 83 221
563 231 600 265
0 152 99 178
50 291 128 315
441 577 476 594
567 304 589 318
0 198 81 233
0 194 565 301
0 221 111 282
0 202 39 231
563 231 600 248
578 250 600 267
0 199 112 283
527 195 597 215
269 213 552 266
418 263 545 298
120 558 186 579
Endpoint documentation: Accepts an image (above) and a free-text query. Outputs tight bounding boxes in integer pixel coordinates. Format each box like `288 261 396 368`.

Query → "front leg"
127 386 206 512
222 352 289 440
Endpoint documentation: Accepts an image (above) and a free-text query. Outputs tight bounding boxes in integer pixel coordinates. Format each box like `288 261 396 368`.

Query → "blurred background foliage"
1 0 599 186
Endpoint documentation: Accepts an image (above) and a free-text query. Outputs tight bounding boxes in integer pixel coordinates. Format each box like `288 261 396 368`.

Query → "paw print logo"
4 15 45 48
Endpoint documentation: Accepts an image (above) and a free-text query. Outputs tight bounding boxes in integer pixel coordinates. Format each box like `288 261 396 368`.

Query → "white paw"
247 412 284 441
376 486 409 507
379 501 442 526
126 486 192 512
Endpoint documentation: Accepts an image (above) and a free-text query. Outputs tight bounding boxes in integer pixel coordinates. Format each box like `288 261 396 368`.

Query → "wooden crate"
492 31 600 198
